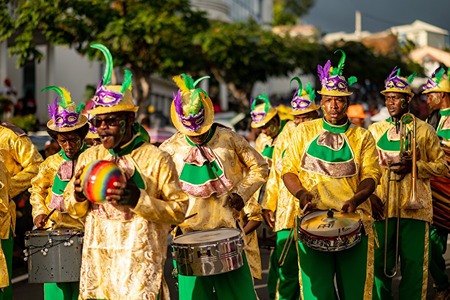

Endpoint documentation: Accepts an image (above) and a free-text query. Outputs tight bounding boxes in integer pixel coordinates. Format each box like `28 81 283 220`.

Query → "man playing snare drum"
282 50 381 300
261 76 320 300
29 86 89 299
423 67 450 299
64 44 188 300
159 73 268 300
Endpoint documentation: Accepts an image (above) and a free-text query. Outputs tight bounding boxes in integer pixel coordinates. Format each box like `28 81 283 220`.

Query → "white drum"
172 228 244 276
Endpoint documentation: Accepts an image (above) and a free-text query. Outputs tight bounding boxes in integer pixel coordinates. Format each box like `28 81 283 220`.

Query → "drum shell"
296 212 362 252
24 229 83 283
172 229 244 276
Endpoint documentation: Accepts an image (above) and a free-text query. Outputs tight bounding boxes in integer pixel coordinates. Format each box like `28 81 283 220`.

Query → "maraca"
80 160 126 204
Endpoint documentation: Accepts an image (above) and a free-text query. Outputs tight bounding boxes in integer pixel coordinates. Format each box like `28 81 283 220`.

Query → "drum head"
174 228 240 244
301 210 361 237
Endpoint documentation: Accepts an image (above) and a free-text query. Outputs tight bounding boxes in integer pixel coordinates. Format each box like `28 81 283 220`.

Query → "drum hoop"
25 229 83 237
173 228 241 245
299 222 362 240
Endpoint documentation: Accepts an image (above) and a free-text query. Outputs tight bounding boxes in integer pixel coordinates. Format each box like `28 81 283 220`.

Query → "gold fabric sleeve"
0 158 12 288
63 143 188 299
0 126 43 198
29 154 84 230
160 127 268 233
368 118 449 222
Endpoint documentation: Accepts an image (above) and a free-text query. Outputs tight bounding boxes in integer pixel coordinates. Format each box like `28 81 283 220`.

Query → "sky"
301 0 450 35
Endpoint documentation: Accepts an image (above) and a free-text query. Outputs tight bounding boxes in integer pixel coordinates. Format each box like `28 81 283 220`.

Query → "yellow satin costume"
29 153 83 230
241 196 263 280
159 126 268 233
368 118 449 221
0 124 43 199
0 157 12 289
64 143 189 300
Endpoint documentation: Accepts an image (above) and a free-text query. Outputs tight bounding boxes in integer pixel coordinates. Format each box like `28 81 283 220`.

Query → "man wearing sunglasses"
63 44 188 300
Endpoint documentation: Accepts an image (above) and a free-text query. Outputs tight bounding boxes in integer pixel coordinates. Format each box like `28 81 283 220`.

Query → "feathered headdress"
380 66 416 97
87 43 137 115
422 66 450 94
289 77 320 116
43 86 88 132
317 49 357 96
250 93 278 128
170 73 214 136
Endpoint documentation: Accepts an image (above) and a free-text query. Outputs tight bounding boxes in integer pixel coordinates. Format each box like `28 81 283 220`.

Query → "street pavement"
11 238 450 299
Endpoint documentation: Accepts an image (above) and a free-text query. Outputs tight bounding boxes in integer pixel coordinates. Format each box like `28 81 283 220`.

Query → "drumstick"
184 212 198 220
32 209 56 230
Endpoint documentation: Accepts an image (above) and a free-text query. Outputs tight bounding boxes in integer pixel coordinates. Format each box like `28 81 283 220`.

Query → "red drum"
297 209 362 252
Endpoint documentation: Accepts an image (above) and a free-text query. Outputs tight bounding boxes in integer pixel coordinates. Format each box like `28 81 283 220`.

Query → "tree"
0 0 209 112
273 0 315 26
195 19 305 108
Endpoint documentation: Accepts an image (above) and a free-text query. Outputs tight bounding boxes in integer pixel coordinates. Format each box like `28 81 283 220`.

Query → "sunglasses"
91 116 123 128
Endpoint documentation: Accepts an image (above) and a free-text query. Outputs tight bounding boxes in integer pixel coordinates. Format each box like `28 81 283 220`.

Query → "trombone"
383 113 422 278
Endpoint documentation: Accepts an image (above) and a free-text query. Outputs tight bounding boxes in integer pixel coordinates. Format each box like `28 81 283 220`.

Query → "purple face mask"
179 108 205 131
323 75 348 92
291 89 312 110
423 78 438 90
54 109 80 128
93 81 123 107
385 76 409 90
251 111 267 123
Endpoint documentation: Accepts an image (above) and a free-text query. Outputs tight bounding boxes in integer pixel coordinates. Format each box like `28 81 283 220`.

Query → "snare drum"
297 209 362 252
172 228 244 276
24 229 83 283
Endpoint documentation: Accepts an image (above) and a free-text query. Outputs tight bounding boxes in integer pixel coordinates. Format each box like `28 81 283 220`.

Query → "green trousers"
0 232 13 300
176 253 257 300
373 218 428 300
267 248 278 299
429 226 449 292
272 229 300 300
298 233 370 300
44 282 79 300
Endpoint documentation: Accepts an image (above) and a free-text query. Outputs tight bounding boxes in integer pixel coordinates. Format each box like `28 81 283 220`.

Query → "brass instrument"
383 113 422 278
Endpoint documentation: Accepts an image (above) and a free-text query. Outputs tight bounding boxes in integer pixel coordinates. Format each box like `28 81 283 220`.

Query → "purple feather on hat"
318 60 331 85
48 98 59 119
173 90 183 116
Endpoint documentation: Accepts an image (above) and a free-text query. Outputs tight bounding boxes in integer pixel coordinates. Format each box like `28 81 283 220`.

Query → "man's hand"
74 166 87 202
295 189 315 212
369 194 384 221
227 193 245 211
107 180 140 210
340 198 358 213
391 158 413 176
34 214 48 228
262 209 275 228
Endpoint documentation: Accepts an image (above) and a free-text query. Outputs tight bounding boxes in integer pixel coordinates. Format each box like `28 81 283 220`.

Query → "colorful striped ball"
80 160 126 204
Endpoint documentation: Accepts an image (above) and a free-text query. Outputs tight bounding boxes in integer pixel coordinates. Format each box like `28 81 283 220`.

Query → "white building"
390 20 448 50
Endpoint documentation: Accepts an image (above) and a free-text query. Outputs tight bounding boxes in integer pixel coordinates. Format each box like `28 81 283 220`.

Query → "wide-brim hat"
380 67 415 97
422 67 450 94
317 85 353 96
47 114 88 133
250 103 278 128
170 94 214 136
87 85 138 115
290 103 321 116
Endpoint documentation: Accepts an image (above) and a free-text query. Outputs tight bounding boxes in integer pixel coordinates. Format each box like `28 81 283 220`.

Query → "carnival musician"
64 44 188 300
249 93 289 298
423 66 450 299
159 73 268 300
282 50 381 300
28 86 89 300
0 117 43 300
368 67 448 299
261 77 320 300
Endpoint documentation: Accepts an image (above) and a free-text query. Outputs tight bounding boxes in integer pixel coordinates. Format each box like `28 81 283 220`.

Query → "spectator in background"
15 90 37 116
347 104 367 127
39 139 61 159
1 78 17 105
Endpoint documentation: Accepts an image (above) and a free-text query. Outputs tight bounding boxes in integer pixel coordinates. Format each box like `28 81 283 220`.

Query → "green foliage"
274 0 315 26
9 114 39 133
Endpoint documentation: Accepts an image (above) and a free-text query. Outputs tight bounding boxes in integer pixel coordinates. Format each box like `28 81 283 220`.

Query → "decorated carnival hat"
44 86 88 132
380 67 416 97
289 76 320 116
317 49 357 96
250 93 278 128
170 73 214 136
87 43 138 115
422 67 450 94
